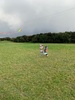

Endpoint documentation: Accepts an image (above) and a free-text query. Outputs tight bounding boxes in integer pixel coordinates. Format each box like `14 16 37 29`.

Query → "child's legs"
40 50 43 55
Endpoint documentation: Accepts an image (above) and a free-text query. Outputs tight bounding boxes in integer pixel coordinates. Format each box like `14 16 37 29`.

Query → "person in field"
40 44 44 56
44 46 48 56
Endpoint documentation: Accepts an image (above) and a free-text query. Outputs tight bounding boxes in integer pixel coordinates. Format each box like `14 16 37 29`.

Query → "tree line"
0 31 75 43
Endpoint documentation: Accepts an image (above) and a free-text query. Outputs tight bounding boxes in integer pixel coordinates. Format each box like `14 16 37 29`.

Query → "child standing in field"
40 44 44 56
44 46 48 56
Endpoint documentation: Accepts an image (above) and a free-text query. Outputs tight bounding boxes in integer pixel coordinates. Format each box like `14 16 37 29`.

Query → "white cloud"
63 0 75 6
0 9 22 29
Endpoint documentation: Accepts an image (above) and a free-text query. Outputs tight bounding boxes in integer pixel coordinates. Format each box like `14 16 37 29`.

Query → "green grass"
0 41 75 100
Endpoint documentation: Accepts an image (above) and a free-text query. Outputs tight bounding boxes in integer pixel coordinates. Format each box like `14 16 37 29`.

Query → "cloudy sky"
0 0 75 37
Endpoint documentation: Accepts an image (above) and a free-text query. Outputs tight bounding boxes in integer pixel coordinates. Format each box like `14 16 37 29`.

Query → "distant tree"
1 31 75 43
32 35 39 43
5 37 11 41
71 32 75 43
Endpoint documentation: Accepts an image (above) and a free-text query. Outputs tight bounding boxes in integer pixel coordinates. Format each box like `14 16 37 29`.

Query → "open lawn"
0 41 75 100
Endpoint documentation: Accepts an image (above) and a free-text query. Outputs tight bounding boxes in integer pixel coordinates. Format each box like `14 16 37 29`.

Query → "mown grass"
0 41 75 100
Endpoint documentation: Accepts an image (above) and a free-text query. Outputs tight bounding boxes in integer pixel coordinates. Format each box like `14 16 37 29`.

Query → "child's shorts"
40 50 43 53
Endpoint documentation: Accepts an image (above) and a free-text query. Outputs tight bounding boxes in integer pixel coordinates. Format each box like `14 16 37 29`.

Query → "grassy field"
0 41 75 100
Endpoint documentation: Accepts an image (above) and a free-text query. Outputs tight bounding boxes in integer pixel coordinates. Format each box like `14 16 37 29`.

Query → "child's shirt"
40 46 43 53
44 47 48 53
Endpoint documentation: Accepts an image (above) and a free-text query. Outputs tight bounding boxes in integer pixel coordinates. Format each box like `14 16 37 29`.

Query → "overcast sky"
0 0 75 37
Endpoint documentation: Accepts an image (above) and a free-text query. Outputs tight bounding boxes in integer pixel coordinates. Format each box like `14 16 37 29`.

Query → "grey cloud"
0 0 75 37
